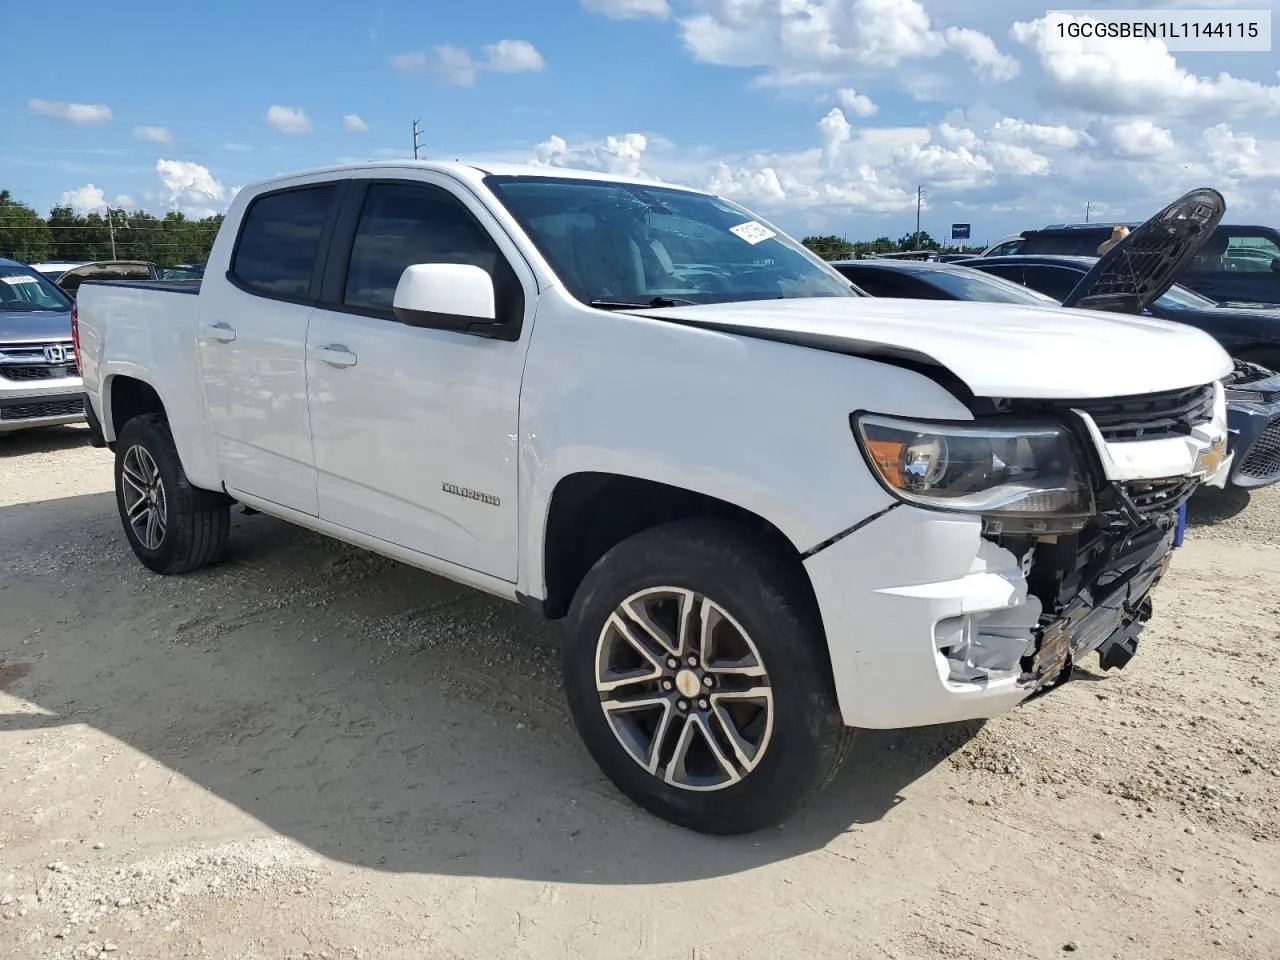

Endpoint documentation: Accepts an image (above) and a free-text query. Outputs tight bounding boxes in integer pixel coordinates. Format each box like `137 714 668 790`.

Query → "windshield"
1153 284 1218 311
484 175 856 306
926 268 1060 305
0 264 73 311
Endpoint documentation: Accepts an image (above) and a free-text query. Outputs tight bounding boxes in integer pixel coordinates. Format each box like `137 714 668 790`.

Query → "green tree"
801 234 855 260
896 230 941 252
0 190 53 262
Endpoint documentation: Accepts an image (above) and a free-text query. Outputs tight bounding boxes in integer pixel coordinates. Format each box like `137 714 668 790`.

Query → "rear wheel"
114 414 230 575
562 520 853 834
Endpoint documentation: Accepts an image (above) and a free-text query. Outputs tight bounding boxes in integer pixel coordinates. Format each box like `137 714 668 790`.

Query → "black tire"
562 519 854 834
114 413 230 575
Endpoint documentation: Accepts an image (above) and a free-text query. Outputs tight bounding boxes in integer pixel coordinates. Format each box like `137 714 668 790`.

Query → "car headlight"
853 414 1095 532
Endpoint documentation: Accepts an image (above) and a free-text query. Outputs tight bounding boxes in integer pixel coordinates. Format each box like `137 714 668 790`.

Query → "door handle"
316 344 357 368
201 321 237 343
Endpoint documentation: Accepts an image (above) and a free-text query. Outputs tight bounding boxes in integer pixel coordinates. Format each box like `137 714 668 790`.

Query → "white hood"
635 297 1233 399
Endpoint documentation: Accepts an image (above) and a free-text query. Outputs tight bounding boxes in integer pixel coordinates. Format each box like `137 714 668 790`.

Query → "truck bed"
79 278 202 295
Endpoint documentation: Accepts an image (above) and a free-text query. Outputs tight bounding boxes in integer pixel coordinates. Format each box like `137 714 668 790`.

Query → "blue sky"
4 0 1280 245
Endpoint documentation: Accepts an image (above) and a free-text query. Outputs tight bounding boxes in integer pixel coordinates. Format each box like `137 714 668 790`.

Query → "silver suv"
0 258 83 434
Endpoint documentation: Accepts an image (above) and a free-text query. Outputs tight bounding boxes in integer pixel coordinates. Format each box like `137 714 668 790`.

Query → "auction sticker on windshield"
729 221 776 245
1 275 38 285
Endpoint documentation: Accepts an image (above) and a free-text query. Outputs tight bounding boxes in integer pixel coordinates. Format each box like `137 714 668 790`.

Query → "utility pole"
412 119 424 160
106 208 117 259
916 185 923 238
1085 200 1093 223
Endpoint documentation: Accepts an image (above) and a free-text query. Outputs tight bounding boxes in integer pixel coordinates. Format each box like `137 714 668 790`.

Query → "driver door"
304 176 536 581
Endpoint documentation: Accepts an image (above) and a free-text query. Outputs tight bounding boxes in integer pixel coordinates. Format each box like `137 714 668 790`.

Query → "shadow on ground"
0 489 980 885
0 423 91 457
1187 486 1251 526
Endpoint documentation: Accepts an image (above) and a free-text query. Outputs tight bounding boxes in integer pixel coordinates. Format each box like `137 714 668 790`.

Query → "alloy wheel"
120 444 168 551
594 587 774 792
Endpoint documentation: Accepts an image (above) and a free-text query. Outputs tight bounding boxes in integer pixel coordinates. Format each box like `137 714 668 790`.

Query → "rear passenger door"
197 181 343 515
303 175 536 581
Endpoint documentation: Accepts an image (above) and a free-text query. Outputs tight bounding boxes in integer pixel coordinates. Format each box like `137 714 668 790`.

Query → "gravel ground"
1 424 1278 959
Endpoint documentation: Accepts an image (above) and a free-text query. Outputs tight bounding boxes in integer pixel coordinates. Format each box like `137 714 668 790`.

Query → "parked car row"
977 221 1280 308
0 258 84 434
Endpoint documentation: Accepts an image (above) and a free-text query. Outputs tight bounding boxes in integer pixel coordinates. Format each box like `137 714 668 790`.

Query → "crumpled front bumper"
808 384 1227 731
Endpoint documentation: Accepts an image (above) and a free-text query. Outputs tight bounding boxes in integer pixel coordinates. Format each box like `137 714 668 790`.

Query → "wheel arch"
533 471 820 622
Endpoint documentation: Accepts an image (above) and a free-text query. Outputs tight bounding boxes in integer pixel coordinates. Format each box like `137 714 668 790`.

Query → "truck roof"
238 159 706 197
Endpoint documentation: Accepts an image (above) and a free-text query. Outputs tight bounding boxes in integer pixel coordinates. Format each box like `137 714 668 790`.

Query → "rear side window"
1021 265 1082 301
231 186 335 299
1021 231 1108 256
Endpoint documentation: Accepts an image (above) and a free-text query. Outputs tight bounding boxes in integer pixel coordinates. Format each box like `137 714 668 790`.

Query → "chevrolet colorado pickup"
75 164 1234 834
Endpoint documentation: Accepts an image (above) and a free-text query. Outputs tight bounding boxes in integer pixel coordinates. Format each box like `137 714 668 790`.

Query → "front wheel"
114 414 230 575
562 520 854 834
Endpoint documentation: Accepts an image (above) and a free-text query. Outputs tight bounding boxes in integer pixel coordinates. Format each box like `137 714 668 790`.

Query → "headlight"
854 414 1095 532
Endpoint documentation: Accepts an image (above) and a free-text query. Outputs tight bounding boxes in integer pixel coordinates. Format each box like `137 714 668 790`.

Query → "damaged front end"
982 382 1228 694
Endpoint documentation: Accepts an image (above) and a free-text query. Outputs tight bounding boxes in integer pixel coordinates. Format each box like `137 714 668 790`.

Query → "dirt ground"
2 424 1278 960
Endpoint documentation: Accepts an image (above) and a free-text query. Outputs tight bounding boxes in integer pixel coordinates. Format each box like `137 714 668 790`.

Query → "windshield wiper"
588 296 695 310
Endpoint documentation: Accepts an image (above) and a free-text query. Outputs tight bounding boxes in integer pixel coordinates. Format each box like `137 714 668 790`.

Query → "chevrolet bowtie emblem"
1193 436 1228 476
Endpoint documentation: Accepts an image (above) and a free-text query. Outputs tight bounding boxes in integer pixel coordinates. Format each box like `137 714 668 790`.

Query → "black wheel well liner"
537 472 813 620
108 375 166 437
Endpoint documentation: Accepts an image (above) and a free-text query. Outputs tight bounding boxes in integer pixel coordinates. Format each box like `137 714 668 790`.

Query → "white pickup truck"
75 162 1233 834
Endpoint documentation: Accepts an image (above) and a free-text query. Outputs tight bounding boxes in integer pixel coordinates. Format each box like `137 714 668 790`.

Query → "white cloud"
1012 13 1280 118
987 118 1086 150
483 39 546 73
435 44 479 85
59 184 107 214
265 105 314 134
1105 119 1176 159
393 39 546 86
115 194 137 209
678 0 1018 87
836 88 878 117
223 142 252 152
533 132 653 179
134 125 173 144
390 51 428 74
582 0 670 18
29 98 113 125
343 114 369 132
1200 124 1280 180
154 159 230 218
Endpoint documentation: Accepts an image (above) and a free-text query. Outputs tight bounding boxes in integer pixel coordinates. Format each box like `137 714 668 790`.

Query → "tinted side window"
1021 266 1081 301
1224 233 1280 272
232 186 335 298
1021 232 1107 256
838 270 944 299
343 182 521 324
973 264 1024 286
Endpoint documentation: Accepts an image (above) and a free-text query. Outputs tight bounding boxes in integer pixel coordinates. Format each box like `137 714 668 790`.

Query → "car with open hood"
74 169 1234 834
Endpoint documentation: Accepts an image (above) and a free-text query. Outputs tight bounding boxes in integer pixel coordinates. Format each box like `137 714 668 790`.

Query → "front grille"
0 364 78 382
0 399 84 421
1106 477 1198 527
1067 384 1215 442
1237 417 1280 483
0 341 76 384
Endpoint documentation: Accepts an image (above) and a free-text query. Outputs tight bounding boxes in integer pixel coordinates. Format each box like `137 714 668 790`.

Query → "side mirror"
392 263 496 327
1271 255 1280 273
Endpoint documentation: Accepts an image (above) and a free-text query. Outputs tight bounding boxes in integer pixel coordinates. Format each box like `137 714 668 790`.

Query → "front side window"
342 182 515 320
0 264 73 311
484 175 855 307
231 185 336 299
